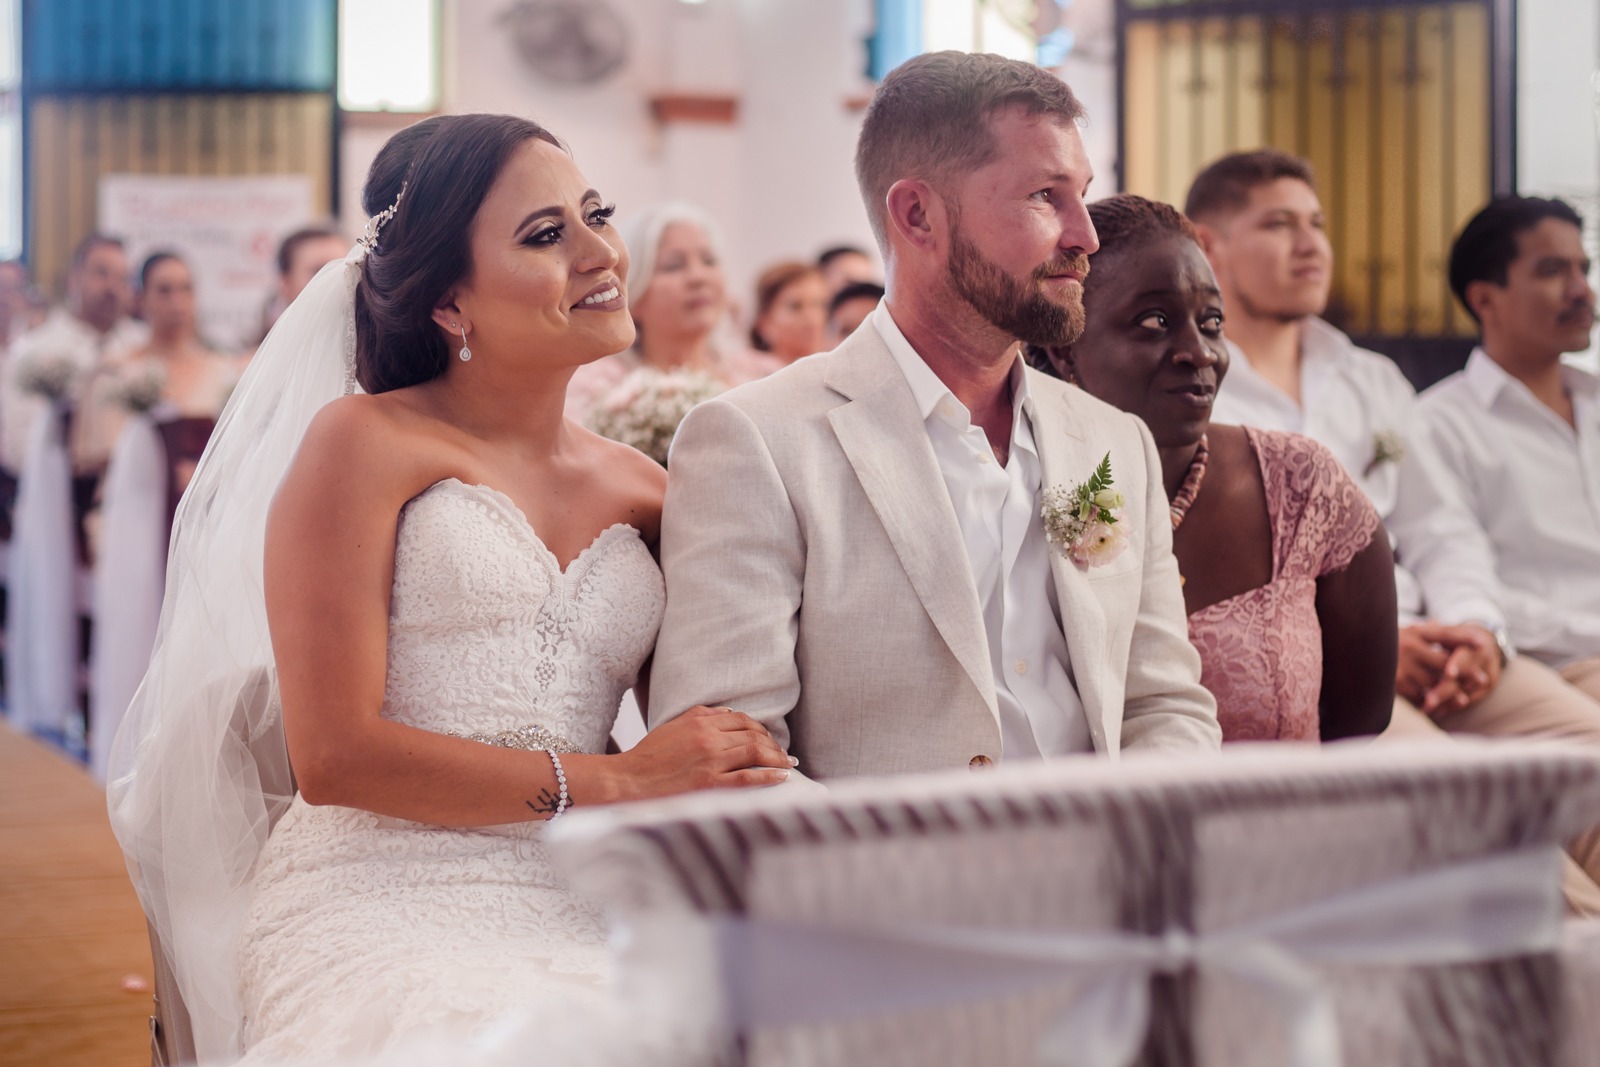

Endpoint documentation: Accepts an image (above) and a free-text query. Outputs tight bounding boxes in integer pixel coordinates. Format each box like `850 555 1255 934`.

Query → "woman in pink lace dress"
1033 195 1396 741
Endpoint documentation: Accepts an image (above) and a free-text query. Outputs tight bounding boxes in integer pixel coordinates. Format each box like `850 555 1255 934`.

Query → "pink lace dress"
1187 427 1381 741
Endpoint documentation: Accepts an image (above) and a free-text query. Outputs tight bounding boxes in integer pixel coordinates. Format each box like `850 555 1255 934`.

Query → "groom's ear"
885 179 941 254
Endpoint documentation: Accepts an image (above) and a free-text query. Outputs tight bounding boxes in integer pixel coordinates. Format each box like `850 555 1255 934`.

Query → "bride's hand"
618 705 794 798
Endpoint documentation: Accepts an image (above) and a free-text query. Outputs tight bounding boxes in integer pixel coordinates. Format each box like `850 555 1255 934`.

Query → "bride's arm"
264 398 791 826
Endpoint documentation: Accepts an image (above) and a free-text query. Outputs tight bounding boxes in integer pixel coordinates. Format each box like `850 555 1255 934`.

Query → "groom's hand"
618 705 795 799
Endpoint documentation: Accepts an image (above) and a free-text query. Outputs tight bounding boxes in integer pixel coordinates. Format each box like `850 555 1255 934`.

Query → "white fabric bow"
711 845 1564 1067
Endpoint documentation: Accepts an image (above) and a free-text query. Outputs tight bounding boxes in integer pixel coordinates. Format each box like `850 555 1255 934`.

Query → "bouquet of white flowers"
14 352 82 402
104 363 168 414
585 366 725 466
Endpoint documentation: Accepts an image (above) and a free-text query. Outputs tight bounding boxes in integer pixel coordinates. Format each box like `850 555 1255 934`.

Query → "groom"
650 52 1220 783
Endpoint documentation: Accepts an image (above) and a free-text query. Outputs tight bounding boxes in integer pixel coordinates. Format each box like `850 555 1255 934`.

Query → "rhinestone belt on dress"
452 723 583 755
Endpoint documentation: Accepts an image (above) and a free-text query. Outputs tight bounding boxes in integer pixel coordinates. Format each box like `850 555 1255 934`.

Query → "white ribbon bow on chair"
711 845 1564 1067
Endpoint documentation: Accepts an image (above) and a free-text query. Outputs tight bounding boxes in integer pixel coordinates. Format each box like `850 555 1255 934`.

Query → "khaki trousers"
1381 656 1600 916
1561 655 1600 704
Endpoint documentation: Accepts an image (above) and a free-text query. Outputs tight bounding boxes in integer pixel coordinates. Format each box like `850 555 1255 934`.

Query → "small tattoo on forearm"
525 788 569 816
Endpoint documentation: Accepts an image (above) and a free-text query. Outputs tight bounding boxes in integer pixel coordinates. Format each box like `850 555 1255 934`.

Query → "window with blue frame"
23 0 335 93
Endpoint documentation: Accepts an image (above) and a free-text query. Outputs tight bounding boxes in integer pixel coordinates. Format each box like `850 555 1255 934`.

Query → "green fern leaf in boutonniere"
1042 452 1129 569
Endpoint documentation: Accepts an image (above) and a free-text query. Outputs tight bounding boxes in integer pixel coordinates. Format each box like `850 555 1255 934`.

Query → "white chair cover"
6 401 79 735
552 740 1600 1067
90 412 168 782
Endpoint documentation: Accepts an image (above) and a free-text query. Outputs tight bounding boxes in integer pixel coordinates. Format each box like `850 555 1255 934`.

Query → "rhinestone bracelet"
545 750 569 820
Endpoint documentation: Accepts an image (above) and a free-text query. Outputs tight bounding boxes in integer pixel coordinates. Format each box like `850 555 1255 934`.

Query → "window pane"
0 0 15 88
924 1 977 54
339 0 438 112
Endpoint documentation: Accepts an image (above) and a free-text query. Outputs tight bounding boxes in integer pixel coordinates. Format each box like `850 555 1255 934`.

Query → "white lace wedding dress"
235 479 665 1063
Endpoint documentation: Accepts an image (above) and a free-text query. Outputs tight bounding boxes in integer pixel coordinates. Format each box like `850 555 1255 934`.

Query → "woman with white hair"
565 203 777 442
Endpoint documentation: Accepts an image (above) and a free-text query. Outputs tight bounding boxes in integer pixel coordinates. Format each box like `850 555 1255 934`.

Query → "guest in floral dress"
1032 195 1395 741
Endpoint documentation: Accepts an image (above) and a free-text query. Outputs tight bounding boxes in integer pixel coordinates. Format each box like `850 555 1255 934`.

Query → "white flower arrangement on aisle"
104 363 168 414
1042 452 1129 568
13 351 82 402
585 366 726 466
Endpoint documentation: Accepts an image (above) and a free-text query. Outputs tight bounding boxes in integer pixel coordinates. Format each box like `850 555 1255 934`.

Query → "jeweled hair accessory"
352 183 407 261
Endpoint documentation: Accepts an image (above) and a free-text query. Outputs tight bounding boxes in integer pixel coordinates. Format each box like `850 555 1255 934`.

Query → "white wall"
1518 0 1600 371
341 0 880 317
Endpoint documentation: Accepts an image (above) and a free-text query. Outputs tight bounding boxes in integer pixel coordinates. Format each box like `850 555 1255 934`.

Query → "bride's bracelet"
545 750 570 820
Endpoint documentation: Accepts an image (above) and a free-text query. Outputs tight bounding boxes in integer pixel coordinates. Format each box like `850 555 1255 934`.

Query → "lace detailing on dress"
1188 429 1381 742
237 479 664 1062
384 479 663 756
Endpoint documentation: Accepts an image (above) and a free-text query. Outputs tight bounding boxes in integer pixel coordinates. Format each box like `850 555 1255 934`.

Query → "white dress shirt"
871 303 1090 759
1212 316 1503 628
1418 349 1600 668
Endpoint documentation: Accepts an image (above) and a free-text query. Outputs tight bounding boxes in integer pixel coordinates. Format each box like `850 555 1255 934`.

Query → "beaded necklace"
1170 435 1210 589
1169 434 1210 531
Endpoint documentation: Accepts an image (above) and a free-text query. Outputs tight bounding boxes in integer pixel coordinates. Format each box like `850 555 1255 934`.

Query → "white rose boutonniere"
1364 429 1405 476
1042 453 1129 569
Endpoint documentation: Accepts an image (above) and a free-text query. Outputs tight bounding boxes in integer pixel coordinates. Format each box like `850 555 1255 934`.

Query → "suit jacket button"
969 755 993 769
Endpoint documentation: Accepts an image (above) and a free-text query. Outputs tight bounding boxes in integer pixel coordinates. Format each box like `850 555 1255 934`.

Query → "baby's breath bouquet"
585 366 725 466
104 363 168 414
14 352 82 402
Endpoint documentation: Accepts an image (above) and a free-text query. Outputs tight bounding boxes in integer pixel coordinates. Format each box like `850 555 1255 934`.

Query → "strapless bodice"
382 478 665 754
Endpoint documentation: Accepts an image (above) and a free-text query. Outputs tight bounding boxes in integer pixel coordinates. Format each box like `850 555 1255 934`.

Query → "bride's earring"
456 323 472 363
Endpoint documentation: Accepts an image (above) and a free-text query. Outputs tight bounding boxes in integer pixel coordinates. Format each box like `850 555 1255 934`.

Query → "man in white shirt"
0 234 144 476
1419 196 1600 701
650 52 1220 785
1189 152 1600 910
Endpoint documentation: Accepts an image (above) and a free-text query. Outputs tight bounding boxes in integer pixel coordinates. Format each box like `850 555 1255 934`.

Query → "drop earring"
456 323 472 362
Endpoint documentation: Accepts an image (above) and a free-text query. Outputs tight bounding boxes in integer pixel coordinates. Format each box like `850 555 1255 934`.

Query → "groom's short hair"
855 51 1085 251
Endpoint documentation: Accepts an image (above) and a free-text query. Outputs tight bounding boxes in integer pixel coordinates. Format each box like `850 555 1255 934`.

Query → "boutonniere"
1363 430 1405 476
1042 452 1129 568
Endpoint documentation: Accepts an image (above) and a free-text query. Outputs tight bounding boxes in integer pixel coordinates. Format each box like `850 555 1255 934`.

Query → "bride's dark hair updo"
354 113 565 394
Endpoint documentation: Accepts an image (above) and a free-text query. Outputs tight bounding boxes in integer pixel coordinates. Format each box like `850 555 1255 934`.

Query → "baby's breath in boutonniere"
1042 453 1129 569
1364 429 1405 476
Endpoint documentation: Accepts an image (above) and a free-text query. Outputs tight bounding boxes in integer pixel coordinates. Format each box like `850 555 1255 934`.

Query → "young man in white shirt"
0 234 144 476
1419 196 1600 703
1186 153 1600 899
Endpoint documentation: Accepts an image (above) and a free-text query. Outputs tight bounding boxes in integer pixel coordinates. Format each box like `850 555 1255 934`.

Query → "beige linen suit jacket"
649 322 1220 781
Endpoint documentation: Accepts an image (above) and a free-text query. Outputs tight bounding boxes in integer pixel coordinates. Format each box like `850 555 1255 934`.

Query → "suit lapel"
1027 379 1114 741
823 333 998 714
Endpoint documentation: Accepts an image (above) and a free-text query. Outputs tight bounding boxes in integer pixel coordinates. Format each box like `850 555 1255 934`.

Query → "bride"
107 113 793 1064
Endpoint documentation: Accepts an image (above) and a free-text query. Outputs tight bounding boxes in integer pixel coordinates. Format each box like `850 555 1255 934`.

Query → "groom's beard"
947 224 1089 348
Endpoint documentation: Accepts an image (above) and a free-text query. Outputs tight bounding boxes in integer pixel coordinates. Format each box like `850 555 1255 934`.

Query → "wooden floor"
0 722 151 1067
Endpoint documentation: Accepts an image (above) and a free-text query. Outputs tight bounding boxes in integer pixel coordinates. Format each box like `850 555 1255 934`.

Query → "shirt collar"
1220 316 1349 393
870 300 1035 434
1463 347 1513 407
1463 346 1600 409
1296 316 1354 369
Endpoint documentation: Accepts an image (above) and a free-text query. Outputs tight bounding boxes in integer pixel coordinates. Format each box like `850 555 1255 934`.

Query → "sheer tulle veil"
106 249 363 1062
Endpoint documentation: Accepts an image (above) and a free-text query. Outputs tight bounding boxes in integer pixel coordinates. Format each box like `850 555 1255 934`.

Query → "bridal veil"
106 249 361 1062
